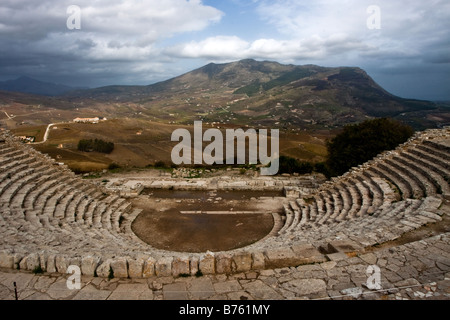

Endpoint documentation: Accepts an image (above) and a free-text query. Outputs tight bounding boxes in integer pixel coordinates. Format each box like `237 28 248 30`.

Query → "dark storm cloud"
0 0 448 99
0 0 223 86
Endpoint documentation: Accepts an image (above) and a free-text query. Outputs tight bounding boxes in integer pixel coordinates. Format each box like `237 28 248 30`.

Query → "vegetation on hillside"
276 118 414 178
78 139 114 154
278 156 313 174
325 118 414 177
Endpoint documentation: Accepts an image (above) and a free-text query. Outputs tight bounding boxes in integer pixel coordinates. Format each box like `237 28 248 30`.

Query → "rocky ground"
1 231 448 300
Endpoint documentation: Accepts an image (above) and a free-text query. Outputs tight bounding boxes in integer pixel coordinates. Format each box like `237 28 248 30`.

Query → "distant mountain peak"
0 76 77 96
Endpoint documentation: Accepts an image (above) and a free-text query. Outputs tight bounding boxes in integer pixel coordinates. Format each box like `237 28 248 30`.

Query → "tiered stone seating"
0 132 139 249
273 128 449 253
0 128 448 279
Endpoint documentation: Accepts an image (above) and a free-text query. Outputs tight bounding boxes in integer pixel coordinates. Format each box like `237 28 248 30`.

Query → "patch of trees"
277 156 329 176
279 156 313 175
278 118 414 178
78 139 114 154
325 118 414 177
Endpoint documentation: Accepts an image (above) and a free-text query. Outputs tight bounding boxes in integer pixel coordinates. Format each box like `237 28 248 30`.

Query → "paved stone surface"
1 232 448 300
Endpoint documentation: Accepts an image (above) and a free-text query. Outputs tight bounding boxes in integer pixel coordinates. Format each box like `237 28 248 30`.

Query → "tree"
278 156 314 175
78 139 114 154
326 118 414 177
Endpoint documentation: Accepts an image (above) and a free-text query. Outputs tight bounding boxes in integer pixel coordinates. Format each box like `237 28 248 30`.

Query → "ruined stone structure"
0 128 449 280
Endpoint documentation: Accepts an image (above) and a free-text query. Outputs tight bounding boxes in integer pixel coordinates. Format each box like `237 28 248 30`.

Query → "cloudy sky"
0 0 449 100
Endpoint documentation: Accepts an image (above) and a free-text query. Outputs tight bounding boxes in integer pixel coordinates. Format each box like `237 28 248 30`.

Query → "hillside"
0 76 80 96
1 60 449 133
63 59 448 130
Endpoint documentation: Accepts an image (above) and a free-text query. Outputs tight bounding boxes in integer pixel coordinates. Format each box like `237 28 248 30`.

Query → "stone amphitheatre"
0 127 449 300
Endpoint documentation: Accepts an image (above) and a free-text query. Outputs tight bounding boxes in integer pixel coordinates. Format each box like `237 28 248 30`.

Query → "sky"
0 0 449 100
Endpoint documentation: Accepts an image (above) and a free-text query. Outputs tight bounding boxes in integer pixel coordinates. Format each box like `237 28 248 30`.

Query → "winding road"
33 122 65 144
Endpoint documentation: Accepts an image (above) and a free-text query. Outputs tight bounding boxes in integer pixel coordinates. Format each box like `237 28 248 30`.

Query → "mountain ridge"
0 76 83 96
1 59 448 130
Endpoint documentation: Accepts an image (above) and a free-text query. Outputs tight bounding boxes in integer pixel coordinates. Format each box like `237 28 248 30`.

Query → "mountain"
64 59 444 129
0 76 80 96
2 60 449 130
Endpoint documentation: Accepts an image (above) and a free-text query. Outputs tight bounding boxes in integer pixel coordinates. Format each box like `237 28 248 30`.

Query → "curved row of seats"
0 132 150 259
0 128 449 277
275 129 449 248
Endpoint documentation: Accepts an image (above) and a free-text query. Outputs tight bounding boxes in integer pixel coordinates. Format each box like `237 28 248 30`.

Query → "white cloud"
0 0 223 49
166 34 370 62
255 0 450 62
168 36 248 60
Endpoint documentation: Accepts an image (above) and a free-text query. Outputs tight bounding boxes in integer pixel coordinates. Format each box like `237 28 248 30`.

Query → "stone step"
1 170 39 205
400 152 450 195
23 173 61 209
408 147 450 174
0 167 35 200
423 140 450 156
327 190 343 222
316 192 334 225
391 156 437 197
285 201 301 232
369 164 413 199
344 180 363 219
278 204 294 235
360 174 385 208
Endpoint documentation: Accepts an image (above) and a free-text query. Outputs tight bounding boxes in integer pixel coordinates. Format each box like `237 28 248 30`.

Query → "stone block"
142 257 156 278
327 252 348 261
264 248 297 269
81 255 101 276
38 252 48 271
110 257 128 278
359 253 377 265
55 255 69 273
96 259 113 278
199 252 215 274
190 256 199 276
291 243 327 264
13 253 24 270
232 252 252 272
282 278 326 296
46 255 56 273
0 251 14 269
172 256 190 276
21 253 40 271
264 245 326 269
69 257 81 268
128 258 144 278
156 257 173 277
252 252 265 270
264 248 302 269
327 240 362 253
215 253 232 274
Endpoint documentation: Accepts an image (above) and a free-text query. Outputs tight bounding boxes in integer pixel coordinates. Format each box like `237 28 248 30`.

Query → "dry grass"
9 125 47 142
11 118 332 172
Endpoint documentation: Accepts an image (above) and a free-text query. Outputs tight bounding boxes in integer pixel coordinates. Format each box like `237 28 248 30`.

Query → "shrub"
108 267 114 280
313 162 331 178
278 156 314 175
32 265 44 274
195 270 203 277
108 163 121 170
78 139 114 154
155 161 166 168
325 118 414 177
178 273 190 278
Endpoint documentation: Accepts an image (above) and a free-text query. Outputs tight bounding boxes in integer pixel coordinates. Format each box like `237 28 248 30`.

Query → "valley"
1 59 449 173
